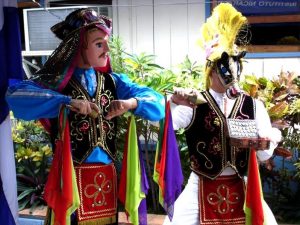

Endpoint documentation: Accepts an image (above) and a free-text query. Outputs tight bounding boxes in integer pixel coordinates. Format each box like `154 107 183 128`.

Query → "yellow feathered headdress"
199 3 249 88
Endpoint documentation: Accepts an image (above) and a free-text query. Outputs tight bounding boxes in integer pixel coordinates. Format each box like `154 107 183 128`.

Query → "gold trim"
196 142 213 169
230 94 243 118
78 215 116 225
75 164 117 221
199 175 245 225
203 91 226 169
186 91 254 180
207 184 240 214
83 172 113 207
185 90 209 131
95 72 117 160
69 78 94 163
185 107 197 131
68 72 118 163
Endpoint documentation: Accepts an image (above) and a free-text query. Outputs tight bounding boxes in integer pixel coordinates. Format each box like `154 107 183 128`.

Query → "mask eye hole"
237 63 241 76
220 65 229 75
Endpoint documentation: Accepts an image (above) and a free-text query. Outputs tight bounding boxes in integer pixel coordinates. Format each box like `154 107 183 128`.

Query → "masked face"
81 28 110 68
215 51 246 99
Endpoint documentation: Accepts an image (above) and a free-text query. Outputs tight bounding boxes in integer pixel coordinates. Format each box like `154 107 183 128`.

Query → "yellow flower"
15 147 34 162
13 133 25 143
41 145 52 157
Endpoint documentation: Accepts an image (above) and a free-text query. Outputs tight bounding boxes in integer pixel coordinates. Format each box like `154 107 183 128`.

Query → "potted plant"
11 115 52 215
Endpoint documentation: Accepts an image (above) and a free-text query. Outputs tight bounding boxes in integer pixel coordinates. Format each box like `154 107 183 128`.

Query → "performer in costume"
6 8 164 225
163 3 281 225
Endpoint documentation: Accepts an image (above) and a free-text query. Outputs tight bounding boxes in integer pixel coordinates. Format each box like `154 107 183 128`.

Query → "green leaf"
274 93 288 101
18 188 35 201
148 63 164 69
18 199 30 211
257 77 268 87
17 182 32 191
180 146 188 152
30 200 42 214
244 75 258 86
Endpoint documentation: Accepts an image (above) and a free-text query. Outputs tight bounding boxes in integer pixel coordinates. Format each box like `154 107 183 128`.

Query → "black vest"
50 72 118 164
185 91 255 179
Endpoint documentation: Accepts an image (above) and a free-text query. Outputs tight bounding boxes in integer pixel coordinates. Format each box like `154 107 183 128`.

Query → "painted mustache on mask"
99 53 107 58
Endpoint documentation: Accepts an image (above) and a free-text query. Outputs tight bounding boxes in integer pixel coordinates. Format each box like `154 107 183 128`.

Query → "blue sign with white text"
216 0 300 15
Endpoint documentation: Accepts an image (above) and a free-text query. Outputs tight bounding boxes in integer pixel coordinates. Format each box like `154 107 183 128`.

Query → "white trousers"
163 172 278 225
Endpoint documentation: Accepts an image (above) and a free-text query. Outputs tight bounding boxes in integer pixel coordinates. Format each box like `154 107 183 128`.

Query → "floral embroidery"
209 137 221 155
84 172 112 207
79 122 90 133
190 155 200 171
100 95 108 106
207 184 240 214
204 111 217 131
71 119 89 141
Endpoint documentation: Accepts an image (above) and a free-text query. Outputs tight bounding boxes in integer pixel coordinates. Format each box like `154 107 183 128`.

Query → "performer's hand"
171 87 199 108
105 98 137 120
69 99 100 116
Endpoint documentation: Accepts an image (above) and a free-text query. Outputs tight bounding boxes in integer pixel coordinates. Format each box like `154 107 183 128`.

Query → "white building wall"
112 0 300 76
243 58 300 79
112 0 205 69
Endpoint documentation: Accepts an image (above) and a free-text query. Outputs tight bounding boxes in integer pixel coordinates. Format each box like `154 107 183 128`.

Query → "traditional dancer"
7 8 164 225
164 3 281 225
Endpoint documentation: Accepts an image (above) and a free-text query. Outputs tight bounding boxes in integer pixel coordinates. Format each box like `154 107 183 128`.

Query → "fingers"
173 87 197 99
69 99 95 116
173 87 187 99
110 100 125 113
68 99 134 120
106 99 138 120
171 87 198 107
106 100 126 120
80 101 92 115
90 102 101 114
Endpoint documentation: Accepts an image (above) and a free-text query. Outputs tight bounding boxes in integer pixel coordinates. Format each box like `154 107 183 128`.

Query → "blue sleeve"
5 80 71 120
112 73 165 121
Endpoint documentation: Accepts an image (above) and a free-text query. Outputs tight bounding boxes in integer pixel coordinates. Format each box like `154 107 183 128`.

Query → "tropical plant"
109 35 128 74
179 55 203 79
241 71 300 159
12 116 52 212
124 52 164 79
241 71 300 223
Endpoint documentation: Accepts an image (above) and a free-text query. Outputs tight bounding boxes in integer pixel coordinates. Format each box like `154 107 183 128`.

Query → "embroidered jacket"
51 72 118 163
185 91 255 179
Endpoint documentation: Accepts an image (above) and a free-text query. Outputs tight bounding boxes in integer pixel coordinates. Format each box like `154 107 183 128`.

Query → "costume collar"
209 88 226 100
74 67 95 76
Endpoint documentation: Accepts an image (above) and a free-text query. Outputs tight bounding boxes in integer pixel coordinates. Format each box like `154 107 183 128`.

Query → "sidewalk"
19 209 166 225
119 212 299 225
18 209 299 225
119 212 165 225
